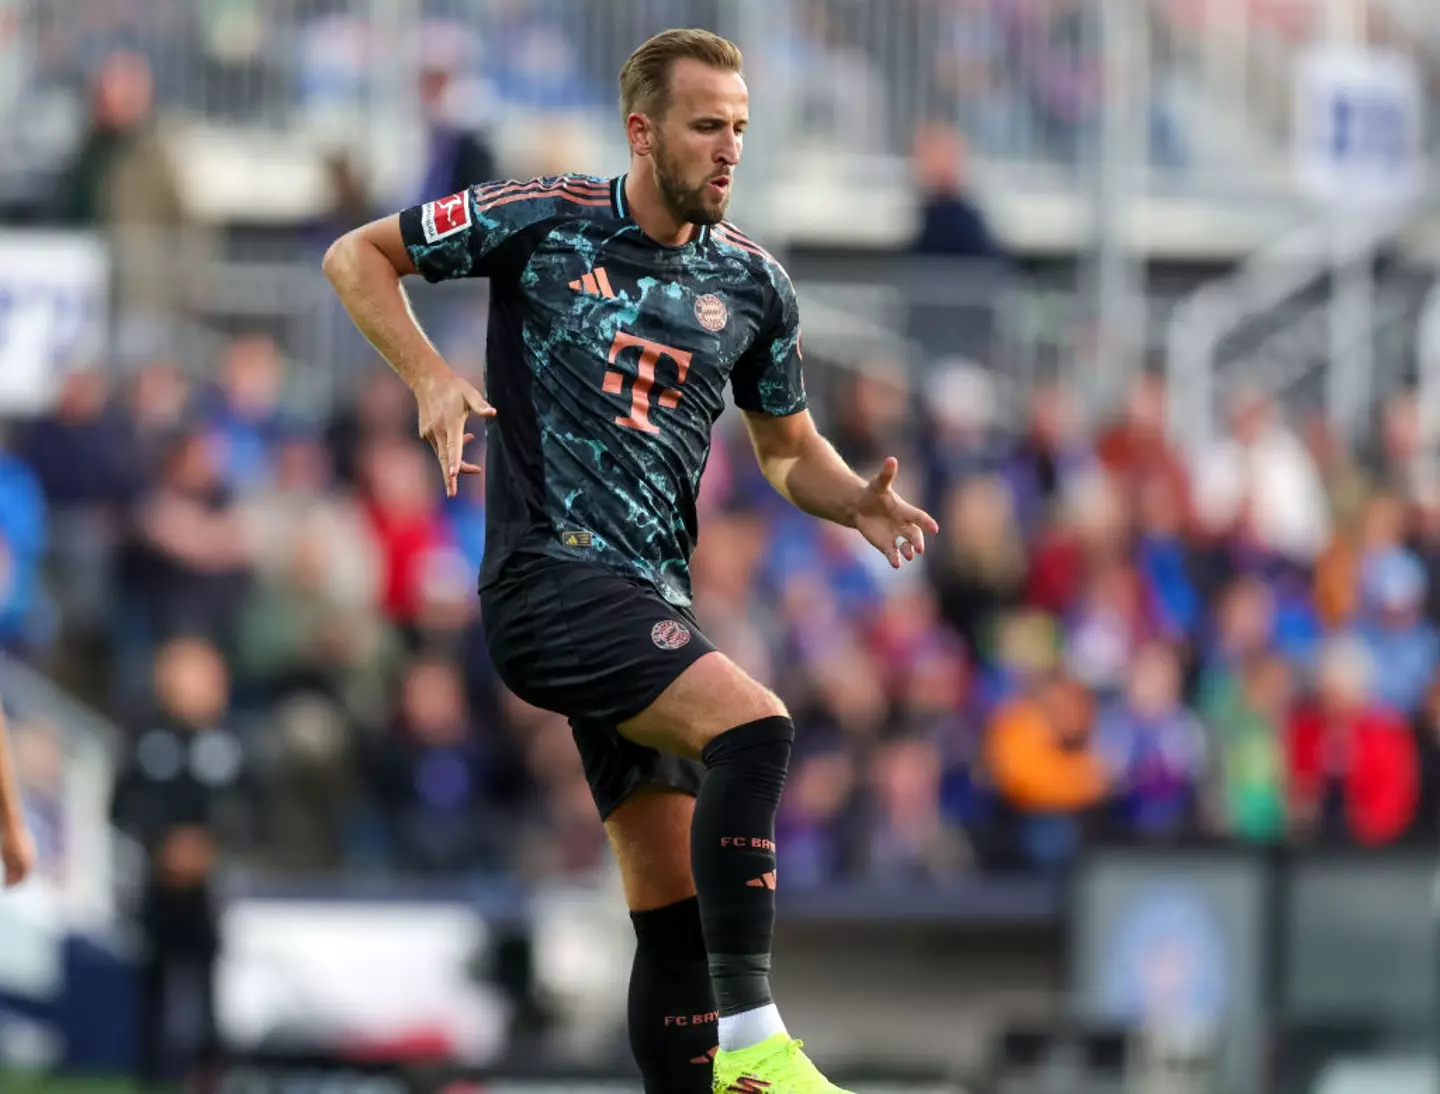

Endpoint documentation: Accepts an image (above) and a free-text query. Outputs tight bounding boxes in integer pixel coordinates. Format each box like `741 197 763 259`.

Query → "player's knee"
699 714 794 796
630 895 707 960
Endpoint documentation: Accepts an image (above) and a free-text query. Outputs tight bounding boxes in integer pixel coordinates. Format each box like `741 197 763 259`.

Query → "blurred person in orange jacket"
986 673 1107 867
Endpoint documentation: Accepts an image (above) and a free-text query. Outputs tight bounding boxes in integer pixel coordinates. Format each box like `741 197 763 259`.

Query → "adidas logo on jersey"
569 266 617 299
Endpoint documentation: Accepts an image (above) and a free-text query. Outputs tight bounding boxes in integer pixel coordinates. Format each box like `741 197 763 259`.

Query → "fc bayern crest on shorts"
694 294 728 332
651 620 692 650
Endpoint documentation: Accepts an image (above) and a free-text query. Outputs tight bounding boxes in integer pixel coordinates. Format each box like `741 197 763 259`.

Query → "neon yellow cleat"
711 1033 854 1092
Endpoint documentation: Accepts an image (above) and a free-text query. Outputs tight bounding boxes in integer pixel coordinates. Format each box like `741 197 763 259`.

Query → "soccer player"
324 28 937 1093
0 703 36 889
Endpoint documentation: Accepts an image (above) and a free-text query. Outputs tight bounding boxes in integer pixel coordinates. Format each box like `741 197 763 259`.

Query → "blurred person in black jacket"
415 61 498 204
910 121 1003 261
111 636 254 1090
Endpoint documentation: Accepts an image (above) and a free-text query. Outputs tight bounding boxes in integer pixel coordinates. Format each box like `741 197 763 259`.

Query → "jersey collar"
612 174 711 247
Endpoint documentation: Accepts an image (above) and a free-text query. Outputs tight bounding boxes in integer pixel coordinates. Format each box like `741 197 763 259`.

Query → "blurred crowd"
4 334 1440 892
1 3 1439 903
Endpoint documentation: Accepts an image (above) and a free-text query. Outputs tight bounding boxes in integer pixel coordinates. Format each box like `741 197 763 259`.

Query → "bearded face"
651 128 731 226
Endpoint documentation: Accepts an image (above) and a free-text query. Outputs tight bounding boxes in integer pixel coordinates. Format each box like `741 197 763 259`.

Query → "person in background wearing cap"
1352 547 1440 717
0 702 37 887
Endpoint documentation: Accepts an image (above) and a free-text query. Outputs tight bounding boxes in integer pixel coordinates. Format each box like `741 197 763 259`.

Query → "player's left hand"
854 457 940 569
1 819 35 888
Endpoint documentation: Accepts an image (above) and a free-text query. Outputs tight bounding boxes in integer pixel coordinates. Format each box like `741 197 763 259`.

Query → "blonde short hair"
619 28 743 121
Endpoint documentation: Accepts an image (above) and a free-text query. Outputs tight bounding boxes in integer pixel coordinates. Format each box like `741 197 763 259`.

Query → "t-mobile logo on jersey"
604 330 693 435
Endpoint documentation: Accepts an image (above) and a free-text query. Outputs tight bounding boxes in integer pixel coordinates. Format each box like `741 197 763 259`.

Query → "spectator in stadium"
776 740 857 889
58 50 213 337
928 473 1026 656
1350 547 1440 717
1191 388 1331 565
111 636 254 1088
125 359 195 473
1093 641 1205 840
201 334 300 493
897 640 990 834
18 369 141 512
1287 635 1419 846
357 434 451 637
1200 651 1291 842
1096 370 1189 506
1133 468 1202 641
909 121 1005 262
919 361 1003 507
986 672 1108 868
826 361 912 471
122 429 252 651
1004 382 1094 539
0 439 50 653
415 59 499 205
1314 490 1407 630
1025 468 1130 627
861 735 968 880
365 652 525 874
234 487 399 715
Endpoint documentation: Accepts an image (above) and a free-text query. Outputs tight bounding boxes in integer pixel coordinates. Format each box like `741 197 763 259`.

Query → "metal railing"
1164 201 1435 452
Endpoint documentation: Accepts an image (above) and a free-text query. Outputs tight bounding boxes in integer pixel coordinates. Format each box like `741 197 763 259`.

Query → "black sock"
628 897 717 1093
691 715 793 1017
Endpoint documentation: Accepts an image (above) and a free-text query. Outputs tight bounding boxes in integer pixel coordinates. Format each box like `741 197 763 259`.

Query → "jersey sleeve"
730 265 807 417
399 179 560 284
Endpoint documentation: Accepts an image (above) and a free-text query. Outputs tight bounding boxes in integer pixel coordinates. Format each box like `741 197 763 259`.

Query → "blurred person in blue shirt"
775 738 856 890
367 652 525 874
201 334 302 494
1352 547 1440 717
0 443 49 652
1094 641 1206 840
1133 470 1201 642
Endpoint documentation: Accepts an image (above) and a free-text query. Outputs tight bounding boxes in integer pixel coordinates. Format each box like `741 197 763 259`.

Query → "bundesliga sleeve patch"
420 191 472 243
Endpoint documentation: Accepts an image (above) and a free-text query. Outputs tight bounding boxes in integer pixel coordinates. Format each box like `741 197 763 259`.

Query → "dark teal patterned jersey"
399 173 807 607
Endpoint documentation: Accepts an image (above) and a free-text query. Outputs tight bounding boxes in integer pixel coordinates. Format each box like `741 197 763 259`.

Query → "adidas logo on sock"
746 871 777 890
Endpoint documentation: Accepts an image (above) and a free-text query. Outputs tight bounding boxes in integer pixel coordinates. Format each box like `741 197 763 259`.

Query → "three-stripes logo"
728 1077 774 1092
569 266 617 299
690 1046 719 1066
746 871 777 890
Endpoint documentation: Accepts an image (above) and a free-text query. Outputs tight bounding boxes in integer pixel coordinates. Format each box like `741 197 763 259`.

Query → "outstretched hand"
854 457 940 569
415 370 495 497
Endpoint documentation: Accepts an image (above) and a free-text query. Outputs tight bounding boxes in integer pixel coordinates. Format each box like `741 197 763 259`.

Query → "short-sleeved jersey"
400 173 806 607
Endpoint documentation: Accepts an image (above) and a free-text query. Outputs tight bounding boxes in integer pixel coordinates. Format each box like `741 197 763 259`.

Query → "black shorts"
481 554 713 820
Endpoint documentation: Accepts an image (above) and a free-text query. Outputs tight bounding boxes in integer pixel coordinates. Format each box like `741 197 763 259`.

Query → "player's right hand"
1 819 35 888
415 369 495 497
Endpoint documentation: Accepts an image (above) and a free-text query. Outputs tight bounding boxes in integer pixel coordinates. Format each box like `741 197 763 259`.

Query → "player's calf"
691 713 794 1052
629 896 717 1093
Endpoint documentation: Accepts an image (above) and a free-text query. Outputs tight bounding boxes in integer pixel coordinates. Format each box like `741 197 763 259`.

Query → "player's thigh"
618 650 788 759
604 786 697 912
482 557 717 730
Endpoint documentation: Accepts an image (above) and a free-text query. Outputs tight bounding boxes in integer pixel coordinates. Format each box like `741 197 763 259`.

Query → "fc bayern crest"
651 620 692 650
694 294 728 332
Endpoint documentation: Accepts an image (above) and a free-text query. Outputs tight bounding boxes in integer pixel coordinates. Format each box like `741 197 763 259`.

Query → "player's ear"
627 112 655 156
